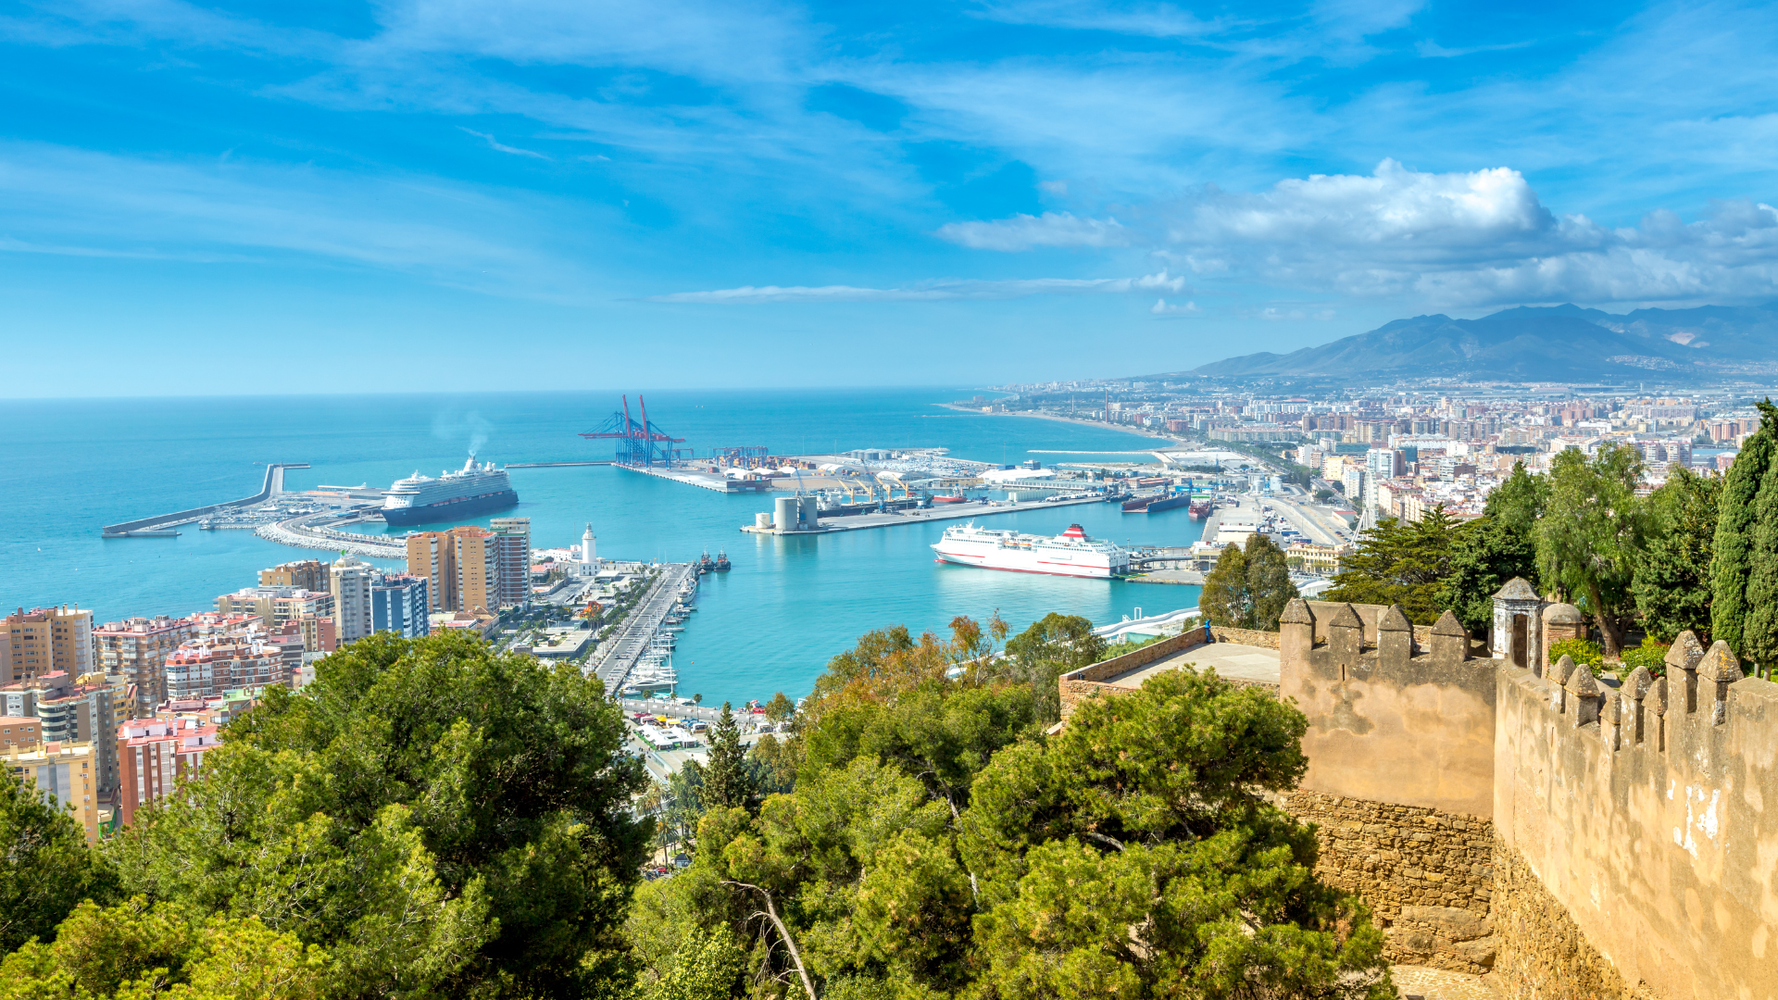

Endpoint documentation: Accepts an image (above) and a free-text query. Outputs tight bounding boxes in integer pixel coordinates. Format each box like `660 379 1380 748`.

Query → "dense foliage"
627 621 1390 1000
0 768 117 954
1535 444 1650 657
50 631 653 1000
1323 508 1470 624
1632 469 1722 642
1440 464 1548 633
1201 535 1299 631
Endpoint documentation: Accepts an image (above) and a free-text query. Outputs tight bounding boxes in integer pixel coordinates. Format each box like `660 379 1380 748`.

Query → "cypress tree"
701 702 754 811
1200 543 1250 628
1742 449 1778 673
1711 400 1778 656
1631 468 1721 643
1244 533 1299 630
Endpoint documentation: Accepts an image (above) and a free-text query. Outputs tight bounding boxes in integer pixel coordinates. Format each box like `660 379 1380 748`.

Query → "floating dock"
102 463 311 537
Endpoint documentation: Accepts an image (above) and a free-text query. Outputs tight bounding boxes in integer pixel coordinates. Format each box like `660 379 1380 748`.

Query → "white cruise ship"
931 523 1129 579
380 457 519 526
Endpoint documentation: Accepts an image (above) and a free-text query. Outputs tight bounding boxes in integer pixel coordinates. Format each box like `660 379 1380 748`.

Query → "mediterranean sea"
2 389 1203 705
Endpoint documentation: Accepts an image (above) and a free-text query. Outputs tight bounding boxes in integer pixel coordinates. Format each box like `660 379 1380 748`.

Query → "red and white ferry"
931 522 1130 579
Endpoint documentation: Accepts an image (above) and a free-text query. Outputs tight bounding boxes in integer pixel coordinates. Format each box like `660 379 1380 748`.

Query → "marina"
101 463 312 537
588 562 700 696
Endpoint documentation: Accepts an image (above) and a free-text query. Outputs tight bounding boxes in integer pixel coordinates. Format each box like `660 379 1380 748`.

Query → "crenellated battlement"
1275 585 1778 1000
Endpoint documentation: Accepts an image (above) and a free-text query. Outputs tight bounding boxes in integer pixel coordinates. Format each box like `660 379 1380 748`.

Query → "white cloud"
1150 297 1199 316
936 211 1130 250
649 269 1184 303
945 160 1778 306
457 127 550 159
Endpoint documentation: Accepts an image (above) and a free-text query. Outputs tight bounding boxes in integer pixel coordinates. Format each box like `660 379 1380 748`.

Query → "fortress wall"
1281 790 1499 974
1493 654 1778 1000
1280 602 1497 820
1057 625 1209 721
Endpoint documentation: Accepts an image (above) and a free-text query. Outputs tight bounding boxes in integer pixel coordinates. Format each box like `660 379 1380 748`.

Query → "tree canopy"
1536 444 1650 657
1201 535 1299 631
0 766 117 953
98 630 652 1000
1632 467 1722 643
1440 464 1547 634
1324 509 1472 625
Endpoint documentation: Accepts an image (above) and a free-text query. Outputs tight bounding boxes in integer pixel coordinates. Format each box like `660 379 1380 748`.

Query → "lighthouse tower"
581 523 598 575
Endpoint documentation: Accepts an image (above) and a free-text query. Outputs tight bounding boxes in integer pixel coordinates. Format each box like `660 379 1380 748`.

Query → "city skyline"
4 0 1777 396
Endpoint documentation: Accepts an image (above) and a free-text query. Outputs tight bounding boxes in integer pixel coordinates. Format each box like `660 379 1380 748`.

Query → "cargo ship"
931 523 1129 579
380 457 519 526
1189 499 1212 520
1121 492 1192 514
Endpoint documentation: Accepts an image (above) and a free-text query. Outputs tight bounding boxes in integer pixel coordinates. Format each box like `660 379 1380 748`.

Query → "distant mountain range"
1164 303 1778 383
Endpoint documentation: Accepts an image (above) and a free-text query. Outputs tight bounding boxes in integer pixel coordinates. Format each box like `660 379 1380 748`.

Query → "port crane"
579 395 685 467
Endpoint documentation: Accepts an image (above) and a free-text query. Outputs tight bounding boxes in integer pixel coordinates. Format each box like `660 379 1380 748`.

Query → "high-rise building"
259 559 328 591
329 555 375 643
116 717 218 829
164 630 289 703
407 532 457 612
96 615 194 718
6 741 99 842
453 528 500 615
297 614 337 654
214 586 335 627
0 670 126 797
489 517 532 607
371 575 430 638
3 606 94 684
407 523 528 615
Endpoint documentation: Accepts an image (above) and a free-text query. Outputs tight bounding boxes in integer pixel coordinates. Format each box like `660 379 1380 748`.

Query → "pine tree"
1243 533 1299 629
1711 400 1778 656
1199 543 1250 628
701 703 754 812
1632 467 1722 643
1443 464 1548 634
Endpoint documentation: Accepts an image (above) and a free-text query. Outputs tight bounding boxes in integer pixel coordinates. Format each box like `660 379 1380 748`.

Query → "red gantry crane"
579 395 686 467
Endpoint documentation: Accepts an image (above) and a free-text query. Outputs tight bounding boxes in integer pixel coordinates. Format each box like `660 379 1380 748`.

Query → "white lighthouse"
581 523 598 575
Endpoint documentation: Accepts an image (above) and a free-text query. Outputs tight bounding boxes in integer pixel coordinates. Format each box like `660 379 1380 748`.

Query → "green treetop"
0 768 117 953
1324 508 1470 625
1201 534 1300 630
1441 463 1548 634
1633 467 1723 643
1535 444 1650 658
1711 402 1777 658
100 630 651 1000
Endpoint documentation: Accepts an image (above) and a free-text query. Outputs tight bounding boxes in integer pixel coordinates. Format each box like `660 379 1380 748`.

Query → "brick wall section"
1489 840 1655 1000
1057 626 1209 721
1206 625 1279 648
1281 790 1498 975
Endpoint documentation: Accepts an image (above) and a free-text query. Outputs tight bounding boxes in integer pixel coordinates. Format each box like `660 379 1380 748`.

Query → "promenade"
589 563 697 693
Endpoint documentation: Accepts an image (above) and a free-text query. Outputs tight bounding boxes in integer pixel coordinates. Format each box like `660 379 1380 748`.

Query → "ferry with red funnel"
931 523 1130 579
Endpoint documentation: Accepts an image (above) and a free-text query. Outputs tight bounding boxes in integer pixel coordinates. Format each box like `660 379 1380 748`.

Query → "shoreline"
936 403 1191 450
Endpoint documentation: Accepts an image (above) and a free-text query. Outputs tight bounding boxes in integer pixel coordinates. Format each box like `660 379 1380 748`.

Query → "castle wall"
1493 661 1778 1000
1281 602 1497 819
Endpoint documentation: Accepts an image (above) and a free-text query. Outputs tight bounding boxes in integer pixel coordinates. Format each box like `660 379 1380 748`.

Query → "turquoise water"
2 390 1201 704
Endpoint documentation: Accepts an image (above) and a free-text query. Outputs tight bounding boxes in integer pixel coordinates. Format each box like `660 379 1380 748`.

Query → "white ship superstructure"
380 456 519 525
931 523 1129 579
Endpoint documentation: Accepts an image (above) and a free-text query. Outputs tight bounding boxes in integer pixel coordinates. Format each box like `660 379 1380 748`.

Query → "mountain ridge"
1150 302 1778 383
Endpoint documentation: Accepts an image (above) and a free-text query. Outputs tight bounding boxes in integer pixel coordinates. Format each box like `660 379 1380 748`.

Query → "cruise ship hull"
380 489 519 526
931 541 1124 579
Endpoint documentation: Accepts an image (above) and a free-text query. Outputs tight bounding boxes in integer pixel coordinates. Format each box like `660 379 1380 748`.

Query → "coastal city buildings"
371 575 430 639
164 628 288 701
329 555 375 642
2 605 94 684
406 520 533 615
4 741 99 842
95 615 193 717
0 716 43 752
117 717 218 828
214 586 335 626
259 559 328 591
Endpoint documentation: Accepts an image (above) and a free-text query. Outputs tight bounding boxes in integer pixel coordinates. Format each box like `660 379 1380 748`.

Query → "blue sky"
3 0 1777 395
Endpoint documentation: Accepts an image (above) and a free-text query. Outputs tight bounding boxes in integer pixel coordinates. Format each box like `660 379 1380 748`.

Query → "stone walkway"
1392 965 1498 999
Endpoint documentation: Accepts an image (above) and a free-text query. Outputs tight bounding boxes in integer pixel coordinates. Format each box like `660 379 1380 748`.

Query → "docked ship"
1189 499 1212 520
380 457 519 526
1121 491 1192 514
931 523 1129 579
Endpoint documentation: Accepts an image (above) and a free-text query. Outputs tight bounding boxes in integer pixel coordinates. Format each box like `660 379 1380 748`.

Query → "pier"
589 562 698 694
618 464 772 493
507 461 614 469
102 463 311 537
741 492 1110 534
256 508 409 560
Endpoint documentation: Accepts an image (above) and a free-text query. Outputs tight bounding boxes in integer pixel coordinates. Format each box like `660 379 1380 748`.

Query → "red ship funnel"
1061 524 1087 539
